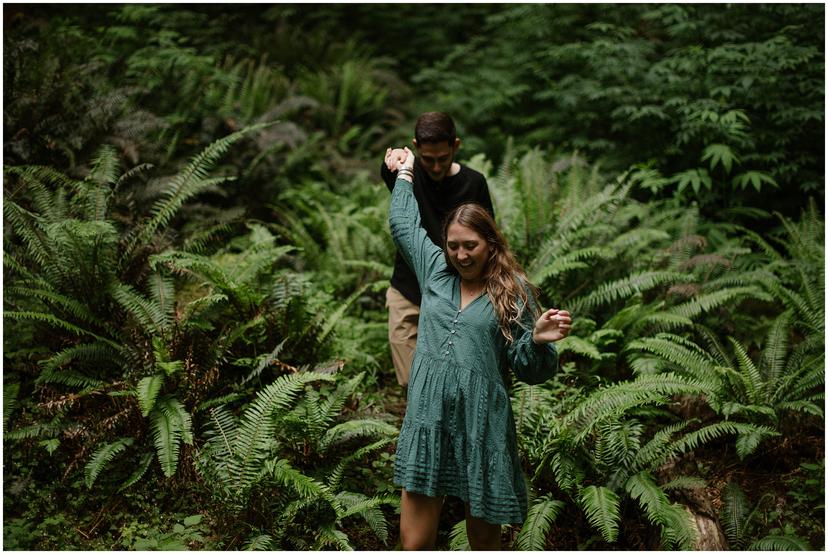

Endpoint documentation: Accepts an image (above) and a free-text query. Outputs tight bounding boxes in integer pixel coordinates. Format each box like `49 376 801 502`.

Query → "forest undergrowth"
3 4 824 551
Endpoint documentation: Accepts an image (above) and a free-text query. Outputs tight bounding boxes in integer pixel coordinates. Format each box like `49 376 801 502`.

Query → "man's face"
414 139 459 182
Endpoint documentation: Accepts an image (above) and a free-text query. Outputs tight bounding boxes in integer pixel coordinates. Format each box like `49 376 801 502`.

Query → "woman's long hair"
442 203 540 342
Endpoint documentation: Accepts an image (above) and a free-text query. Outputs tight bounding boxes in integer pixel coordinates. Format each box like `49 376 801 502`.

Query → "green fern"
124 123 272 259
231 371 334 492
449 519 471 550
314 524 353 551
150 396 193 478
35 368 106 389
669 286 772 320
4 311 120 349
748 535 812 551
110 283 169 337
515 494 565 550
37 341 121 375
5 286 105 327
119 452 154 491
579 485 621 542
243 534 274 551
572 271 692 313
3 383 20 431
335 491 397 544
84 437 134 488
625 471 696 549
137 374 165 416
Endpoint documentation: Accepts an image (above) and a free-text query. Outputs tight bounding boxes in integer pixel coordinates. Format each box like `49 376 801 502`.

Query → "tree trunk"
687 507 728 550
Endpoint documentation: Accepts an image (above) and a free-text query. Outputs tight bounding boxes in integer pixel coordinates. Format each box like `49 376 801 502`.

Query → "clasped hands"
385 147 413 172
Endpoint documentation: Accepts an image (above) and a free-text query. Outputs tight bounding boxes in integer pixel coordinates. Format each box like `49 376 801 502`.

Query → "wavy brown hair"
442 203 540 342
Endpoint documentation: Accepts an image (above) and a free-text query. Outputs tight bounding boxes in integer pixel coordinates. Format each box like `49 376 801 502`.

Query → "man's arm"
478 177 496 220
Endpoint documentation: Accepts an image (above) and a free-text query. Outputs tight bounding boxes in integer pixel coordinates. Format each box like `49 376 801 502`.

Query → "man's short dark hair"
415 112 456 146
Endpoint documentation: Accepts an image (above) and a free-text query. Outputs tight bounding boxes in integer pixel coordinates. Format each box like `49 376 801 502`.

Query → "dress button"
448 341 453 346
453 319 458 324
450 330 456 334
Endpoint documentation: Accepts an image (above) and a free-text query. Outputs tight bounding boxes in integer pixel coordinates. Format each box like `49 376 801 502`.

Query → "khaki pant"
386 286 419 387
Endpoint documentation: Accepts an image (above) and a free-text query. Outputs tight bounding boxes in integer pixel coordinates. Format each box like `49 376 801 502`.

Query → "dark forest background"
3 4 824 550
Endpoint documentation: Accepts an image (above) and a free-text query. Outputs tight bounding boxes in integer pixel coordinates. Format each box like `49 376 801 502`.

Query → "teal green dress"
389 177 558 525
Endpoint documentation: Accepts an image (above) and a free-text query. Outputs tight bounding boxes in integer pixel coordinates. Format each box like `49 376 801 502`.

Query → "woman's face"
446 222 491 282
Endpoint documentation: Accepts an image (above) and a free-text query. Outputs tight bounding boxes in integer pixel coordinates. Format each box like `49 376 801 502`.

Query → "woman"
387 147 572 550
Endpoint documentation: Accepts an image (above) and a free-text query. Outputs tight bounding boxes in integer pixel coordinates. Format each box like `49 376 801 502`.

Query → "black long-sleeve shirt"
382 160 494 305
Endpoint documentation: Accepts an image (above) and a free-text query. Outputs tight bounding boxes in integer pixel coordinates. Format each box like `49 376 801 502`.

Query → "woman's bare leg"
400 489 443 550
465 504 501 550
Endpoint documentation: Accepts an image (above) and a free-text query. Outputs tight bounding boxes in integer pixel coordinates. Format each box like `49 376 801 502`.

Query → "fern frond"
635 312 695 333
565 373 706 441
181 292 229 320
4 383 20 430
734 428 770 459
147 272 175 329
748 534 812 551
449 519 471 550
625 336 719 384
775 400 823 418
110 283 168 336
761 311 792 390
515 494 565 550
662 476 707 491
624 470 697 548
150 396 192 478
5 286 104 326
573 271 692 313
579 485 621 542
633 421 689 470
529 246 612 285
137 374 164 417
298 372 365 440
336 492 396 543
195 393 244 413
125 123 270 258
267 457 338 507
729 338 763 405
204 405 238 460
721 481 749 548
669 286 772 320
151 250 240 298
119 452 154 491
84 437 134 488
668 421 778 460
656 502 698 549
4 311 121 349
327 437 395 491
36 368 106 389
319 418 398 451
82 144 119 220
241 340 286 385
243 534 273 551
4 200 55 271
554 336 602 360
314 525 353 551
232 372 334 492
38 341 122 374
317 281 373 344
4 418 64 440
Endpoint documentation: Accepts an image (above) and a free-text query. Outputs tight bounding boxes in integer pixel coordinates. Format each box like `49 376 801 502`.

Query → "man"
382 112 494 388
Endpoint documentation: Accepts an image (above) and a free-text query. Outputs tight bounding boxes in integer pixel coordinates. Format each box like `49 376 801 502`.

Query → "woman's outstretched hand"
532 308 572 344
